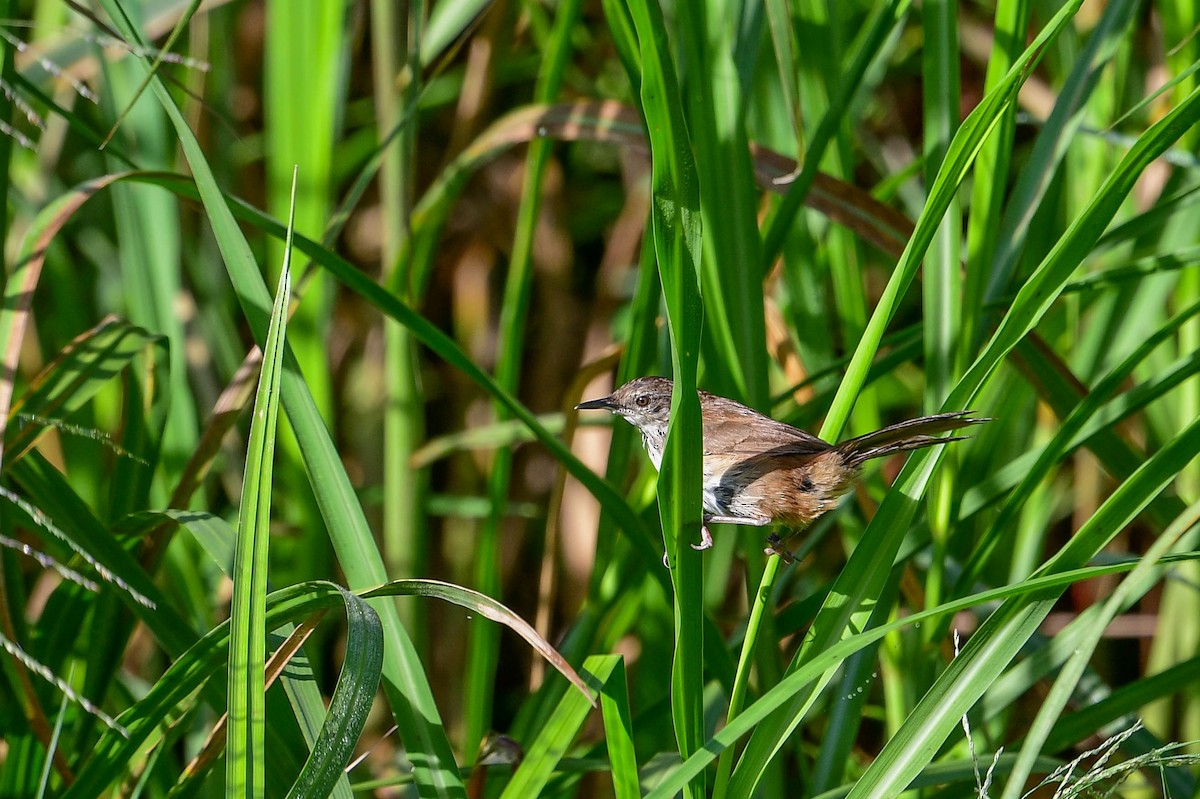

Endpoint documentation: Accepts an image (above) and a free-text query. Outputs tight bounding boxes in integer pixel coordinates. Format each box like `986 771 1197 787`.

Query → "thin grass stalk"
463 0 582 756
263 0 346 583
961 0 1030 353
1149 0 1200 747
919 0 961 636
711 554 780 799
375 0 428 660
0 0 11 292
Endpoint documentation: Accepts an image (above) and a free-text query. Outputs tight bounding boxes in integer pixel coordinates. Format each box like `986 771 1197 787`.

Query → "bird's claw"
690 524 714 551
764 533 796 564
663 524 715 567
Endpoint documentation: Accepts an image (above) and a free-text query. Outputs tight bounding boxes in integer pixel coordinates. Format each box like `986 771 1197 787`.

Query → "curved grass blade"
362 580 594 704
285 587 383 799
119 508 356 799
64 582 344 798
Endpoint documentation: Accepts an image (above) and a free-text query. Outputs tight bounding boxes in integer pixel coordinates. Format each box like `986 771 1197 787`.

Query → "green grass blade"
598 657 640 799
961 0 1030 350
619 3 705 797
226 173 294 798
285 587 383 799
677 0 766 403
423 0 489 67
498 655 617 799
7 452 172 630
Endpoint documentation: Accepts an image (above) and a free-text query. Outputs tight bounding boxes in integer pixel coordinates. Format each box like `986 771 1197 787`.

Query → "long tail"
836 411 987 468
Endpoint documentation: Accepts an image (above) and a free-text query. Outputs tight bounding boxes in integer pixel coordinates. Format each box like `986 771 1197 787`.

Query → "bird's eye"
635 394 651 408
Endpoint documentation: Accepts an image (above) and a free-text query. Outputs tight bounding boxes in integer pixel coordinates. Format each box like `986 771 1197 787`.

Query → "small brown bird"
577 376 985 560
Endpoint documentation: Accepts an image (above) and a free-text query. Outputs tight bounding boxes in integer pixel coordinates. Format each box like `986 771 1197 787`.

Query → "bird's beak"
575 395 615 411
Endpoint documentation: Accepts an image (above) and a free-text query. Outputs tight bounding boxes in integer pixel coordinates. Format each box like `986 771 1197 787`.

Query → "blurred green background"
2 0 1200 796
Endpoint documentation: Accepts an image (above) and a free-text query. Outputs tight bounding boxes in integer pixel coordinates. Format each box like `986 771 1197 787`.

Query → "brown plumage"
578 376 986 559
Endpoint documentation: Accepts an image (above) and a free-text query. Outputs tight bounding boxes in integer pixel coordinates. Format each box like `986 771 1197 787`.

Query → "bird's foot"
662 524 716 567
763 533 796 564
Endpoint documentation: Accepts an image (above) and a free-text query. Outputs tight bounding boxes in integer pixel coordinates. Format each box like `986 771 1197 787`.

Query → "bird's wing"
702 403 829 457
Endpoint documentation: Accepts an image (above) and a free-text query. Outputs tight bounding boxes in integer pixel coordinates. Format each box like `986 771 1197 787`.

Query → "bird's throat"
642 429 665 471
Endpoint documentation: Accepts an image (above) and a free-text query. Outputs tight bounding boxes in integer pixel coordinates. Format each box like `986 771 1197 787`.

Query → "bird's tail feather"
837 411 986 467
